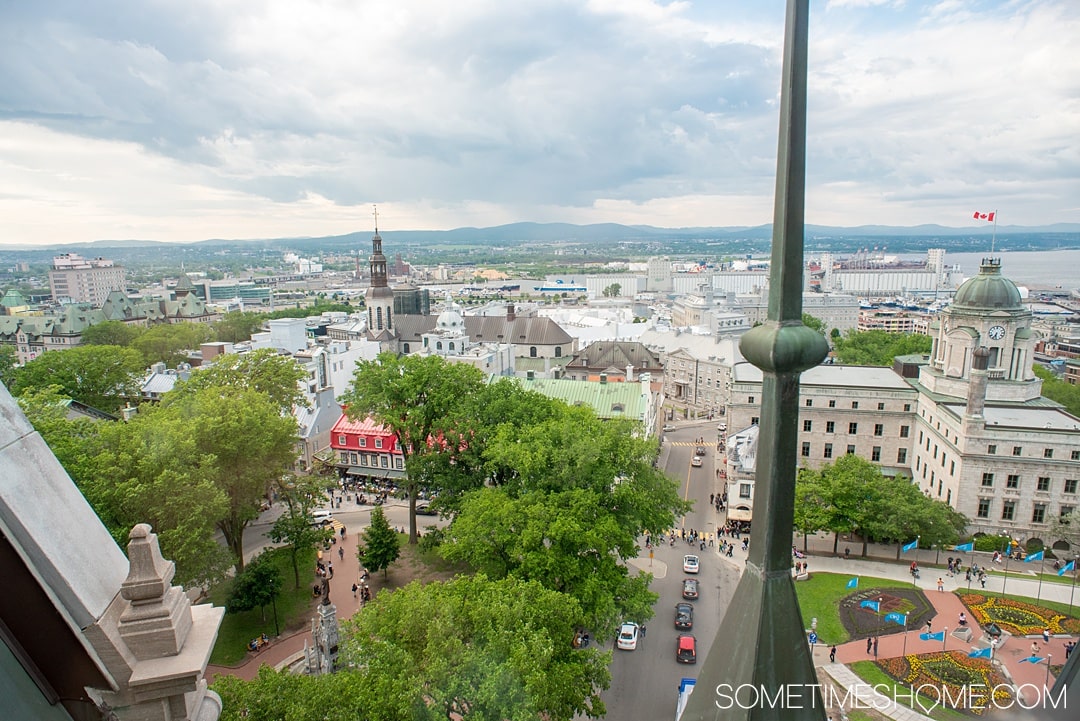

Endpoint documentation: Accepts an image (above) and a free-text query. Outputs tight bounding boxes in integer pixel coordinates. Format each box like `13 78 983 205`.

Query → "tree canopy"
1034 365 1080 417
831 329 932 366
172 347 306 413
10 344 144 413
131 321 215 367
340 353 487 543
794 454 965 557
340 574 611 721
440 402 689 634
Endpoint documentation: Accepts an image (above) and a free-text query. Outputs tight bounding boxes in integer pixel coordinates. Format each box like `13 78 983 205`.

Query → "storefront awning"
728 505 753 522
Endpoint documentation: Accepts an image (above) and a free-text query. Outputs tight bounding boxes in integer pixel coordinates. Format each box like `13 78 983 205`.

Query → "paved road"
597 420 740 721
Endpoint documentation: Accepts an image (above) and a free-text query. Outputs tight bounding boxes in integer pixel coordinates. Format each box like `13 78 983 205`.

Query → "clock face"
988 325 1006 340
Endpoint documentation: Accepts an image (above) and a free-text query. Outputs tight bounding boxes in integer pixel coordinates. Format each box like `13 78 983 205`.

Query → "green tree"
802 312 825 335
441 403 689 634
158 385 299 571
340 353 486 543
31 392 234 588
214 666 384 721
1034 365 1080 417
602 283 621 298
793 468 830 552
359 505 400 579
340 574 611 721
132 321 215 367
173 347 306 413
269 475 333 588
214 311 265 344
227 551 284 634
80 320 143 347
0 345 16 388
832 329 933 366
11 345 144 413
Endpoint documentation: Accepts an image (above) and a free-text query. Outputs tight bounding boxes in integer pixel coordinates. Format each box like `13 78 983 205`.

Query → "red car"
676 634 697 664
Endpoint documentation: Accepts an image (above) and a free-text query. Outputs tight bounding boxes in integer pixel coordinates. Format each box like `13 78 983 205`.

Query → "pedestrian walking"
829 645 837 663
866 637 873 654
925 620 932 633
338 546 344 561
1065 641 1075 660
1031 641 1041 657
872 636 879 658
351 583 358 598
1042 627 1050 643
937 577 944 592
958 611 967 627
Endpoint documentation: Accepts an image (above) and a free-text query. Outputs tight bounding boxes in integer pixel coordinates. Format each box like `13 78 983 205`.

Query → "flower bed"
957 593 1080 636
877 650 1014 715
838 587 933 640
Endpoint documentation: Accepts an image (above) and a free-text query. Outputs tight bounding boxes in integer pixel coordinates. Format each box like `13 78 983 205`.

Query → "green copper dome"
952 258 1022 310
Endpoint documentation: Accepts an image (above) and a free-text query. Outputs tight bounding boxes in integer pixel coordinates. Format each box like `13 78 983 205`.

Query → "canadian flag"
973 211 995 222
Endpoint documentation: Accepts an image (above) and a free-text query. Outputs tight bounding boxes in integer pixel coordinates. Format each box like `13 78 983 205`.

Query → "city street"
596 420 741 721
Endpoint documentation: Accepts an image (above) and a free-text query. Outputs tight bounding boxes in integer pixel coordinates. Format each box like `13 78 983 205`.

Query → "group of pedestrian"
864 635 879 657
946 556 965 577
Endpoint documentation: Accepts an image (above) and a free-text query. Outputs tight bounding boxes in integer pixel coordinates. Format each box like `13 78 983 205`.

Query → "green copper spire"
681 1 829 719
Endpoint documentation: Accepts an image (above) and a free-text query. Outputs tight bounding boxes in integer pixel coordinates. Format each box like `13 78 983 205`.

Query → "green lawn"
848 661 968 721
209 546 319 666
794 572 920 645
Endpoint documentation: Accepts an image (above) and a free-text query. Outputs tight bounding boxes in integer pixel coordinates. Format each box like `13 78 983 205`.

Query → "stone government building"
726 259 1080 552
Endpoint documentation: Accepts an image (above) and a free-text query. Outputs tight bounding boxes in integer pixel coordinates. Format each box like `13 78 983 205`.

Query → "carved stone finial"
121 523 175 604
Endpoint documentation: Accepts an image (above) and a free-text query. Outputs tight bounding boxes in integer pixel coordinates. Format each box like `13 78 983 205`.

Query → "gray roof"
394 314 575 347
568 340 662 372
733 362 914 390
943 403 1080 432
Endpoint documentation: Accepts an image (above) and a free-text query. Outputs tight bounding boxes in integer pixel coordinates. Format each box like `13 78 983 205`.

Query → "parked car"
676 634 697 664
616 621 640 651
415 502 438 516
675 602 694 630
682 578 700 600
691 456 703 467
683 555 699 573
662 424 676 432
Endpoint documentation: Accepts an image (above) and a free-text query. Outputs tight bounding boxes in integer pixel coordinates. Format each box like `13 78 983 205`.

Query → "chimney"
965 346 991 421
626 364 634 382
507 303 516 321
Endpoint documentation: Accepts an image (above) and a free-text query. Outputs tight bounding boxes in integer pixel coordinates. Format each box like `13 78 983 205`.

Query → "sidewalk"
206 518 378 682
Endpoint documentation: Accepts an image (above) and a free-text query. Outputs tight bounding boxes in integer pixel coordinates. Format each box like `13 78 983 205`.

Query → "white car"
616 621 640 650
683 555 700 574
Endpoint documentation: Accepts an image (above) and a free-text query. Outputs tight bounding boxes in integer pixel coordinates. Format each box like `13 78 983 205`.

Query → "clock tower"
920 258 1041 403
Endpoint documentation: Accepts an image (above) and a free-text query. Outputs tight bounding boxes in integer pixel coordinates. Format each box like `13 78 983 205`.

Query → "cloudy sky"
1 0 1077 245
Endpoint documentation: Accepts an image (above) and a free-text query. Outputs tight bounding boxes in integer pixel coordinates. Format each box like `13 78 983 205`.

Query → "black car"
415 502 438 516
681 578 699 600
694 446 706 457
675 602 694 630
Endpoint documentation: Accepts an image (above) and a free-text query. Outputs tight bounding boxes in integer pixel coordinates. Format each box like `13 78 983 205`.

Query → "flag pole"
1037 554 1044 603
942 626 948 651
991 210 998 254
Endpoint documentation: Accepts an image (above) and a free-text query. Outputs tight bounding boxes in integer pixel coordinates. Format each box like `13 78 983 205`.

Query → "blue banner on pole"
1019 656 1045 664
968 647 992 658
884 612 907 626
1058 560 1075 576
953 542 974 552
846 577 859 589
1024 550 1044 563
902 539 918 553
860 600 880 612
919 631 945 642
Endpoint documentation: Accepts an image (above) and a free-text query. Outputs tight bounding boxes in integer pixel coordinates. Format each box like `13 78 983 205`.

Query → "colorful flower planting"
877 651 1014 715
839 587 933 639
957 593 1080 636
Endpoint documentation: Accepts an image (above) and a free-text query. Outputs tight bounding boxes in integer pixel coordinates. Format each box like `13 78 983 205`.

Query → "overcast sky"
1 0 1077 245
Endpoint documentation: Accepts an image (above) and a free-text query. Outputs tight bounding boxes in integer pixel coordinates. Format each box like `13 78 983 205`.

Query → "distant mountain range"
2 221 1079 254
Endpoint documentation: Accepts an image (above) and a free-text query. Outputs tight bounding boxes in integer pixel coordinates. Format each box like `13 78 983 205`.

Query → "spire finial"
373 204 379 234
